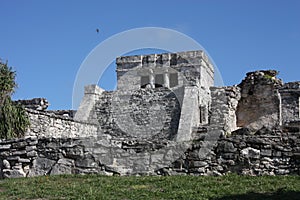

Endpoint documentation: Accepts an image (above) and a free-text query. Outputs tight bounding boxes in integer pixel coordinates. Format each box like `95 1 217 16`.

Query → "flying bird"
96 28 100 33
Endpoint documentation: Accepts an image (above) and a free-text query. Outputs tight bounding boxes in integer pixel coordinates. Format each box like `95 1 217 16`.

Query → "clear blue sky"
1 0 299 110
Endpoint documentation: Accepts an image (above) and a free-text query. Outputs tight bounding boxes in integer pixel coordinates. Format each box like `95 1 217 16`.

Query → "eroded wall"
25 109 98 138
89 88 182 141
1 126 299 178
280 82 300 124
236 70 282 129
210 86 241 133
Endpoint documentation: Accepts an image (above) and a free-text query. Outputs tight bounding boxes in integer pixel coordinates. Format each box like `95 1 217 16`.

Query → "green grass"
0 174 299 200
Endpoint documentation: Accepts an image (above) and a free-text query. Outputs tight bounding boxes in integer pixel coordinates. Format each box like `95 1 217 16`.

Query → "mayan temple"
1 50 300 178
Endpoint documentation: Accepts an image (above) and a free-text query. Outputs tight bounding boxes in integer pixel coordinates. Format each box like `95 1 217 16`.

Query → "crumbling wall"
160 127 300 176
90 88 181 141
209 86 241 133
236 70 282 129
15 98 49 111
280 82 300 124
1 127 299 178
0 135 188 178
25 109 98 138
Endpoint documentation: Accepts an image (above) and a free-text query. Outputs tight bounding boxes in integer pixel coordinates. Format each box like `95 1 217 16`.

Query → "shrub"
0 60 30 139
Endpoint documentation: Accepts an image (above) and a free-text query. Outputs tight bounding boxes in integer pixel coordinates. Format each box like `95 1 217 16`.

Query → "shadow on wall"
213 190 300 200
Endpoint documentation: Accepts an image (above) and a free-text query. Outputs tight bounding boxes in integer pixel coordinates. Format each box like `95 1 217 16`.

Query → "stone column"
164 71 170 88
149 69 155 88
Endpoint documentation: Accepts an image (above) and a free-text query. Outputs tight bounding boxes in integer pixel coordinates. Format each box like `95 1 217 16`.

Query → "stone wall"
280 82 300 124
236 70 282 130
0 137 38 178
211 70 300 132
1 127 299 178
89 87 181 141
25 109 98 138
210 86 241 133
116 50 214 90
0 135 188 177
15 98 49 111
161 127 300 176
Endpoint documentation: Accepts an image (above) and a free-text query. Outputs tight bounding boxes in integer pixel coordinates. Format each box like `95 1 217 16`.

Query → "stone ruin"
1 50 300 178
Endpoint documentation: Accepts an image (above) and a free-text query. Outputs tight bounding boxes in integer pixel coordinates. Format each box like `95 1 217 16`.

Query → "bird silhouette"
96 28 100 33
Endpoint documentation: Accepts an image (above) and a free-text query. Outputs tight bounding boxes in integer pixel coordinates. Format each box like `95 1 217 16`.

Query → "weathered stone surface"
28 157 56 176
12 150 27 156
27 151 38 157
192 161 208 168
261 149 272 157
63 146 84 159
1 52 300 178
25 109 98 138
75 155 98 168
241 147 260 159
237 70 282 130
18 158 31 163
210 86 241 133
218 141 237 153
0 144 11 150
2 159 10 169
3 169 26 178
15 98 49 111
0 125 300 178
51 164 73 175
280 82 300 123
92 87 181 141
11 141 27 149
57 158 74 166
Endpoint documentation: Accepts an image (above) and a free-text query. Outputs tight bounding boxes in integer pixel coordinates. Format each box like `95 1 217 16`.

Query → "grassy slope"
0 174 299 200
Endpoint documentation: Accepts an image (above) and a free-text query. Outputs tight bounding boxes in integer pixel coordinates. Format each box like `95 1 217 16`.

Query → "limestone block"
75 155 98 168
18 158 31 163
23 165 30 175
0 151 10 157
56 158 74 166
192 161 208 168
219 142 237 153
260 149 272 157
2 159 10 169
28 157 56 177
7 156 20 161
221 153 237 160
3 169 26 178
27 151 38 157
51 163 73 175
241 147 260 159
11 141 27 149
0 144 11 150
11 150 27 156
75 168 107 175
276 169 290 175
63 146 84 159
26 145 37 152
